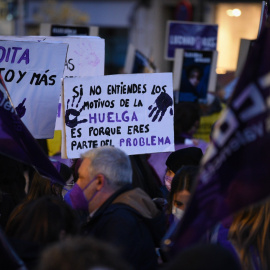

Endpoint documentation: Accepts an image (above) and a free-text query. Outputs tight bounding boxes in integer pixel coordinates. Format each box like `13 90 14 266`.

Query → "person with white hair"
64 146 166 270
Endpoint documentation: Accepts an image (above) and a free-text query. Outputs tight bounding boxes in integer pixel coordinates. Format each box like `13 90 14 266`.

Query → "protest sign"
162 24 270 256
33 36 105 78
0 73 65 185
19 35 105 131
0 35 105 131
165 21 218 60
173 48 217 103
39 36 105 130
16 35 104 76
62 73 174 158
124 44 156 74
0 39 67 139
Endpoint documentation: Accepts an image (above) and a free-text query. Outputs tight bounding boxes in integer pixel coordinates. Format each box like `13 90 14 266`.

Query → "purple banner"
166 21 218 60
163 24 270 255
0 74 65 185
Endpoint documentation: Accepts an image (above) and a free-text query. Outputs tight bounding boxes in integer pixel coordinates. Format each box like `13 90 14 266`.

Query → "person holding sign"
64 146 166 270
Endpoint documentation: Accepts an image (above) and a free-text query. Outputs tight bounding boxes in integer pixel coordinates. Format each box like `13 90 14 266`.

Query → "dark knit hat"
165 147 203 173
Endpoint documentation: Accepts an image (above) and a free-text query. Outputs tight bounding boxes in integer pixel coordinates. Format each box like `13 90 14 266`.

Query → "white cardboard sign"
0 39 68 138
62 73 175 158
36 36 105 131
36 36 105 77
0 35 105 131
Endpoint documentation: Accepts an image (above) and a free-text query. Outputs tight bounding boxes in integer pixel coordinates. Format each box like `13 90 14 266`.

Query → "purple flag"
162 24 270 255
0 74 65 185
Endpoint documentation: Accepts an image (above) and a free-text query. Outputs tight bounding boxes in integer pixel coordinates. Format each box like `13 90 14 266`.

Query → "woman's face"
173 189 191 211
189 70 201 87
164 169 175 191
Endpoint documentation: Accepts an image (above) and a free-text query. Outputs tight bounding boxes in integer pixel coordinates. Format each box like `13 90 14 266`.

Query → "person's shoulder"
104 202 140 220
88 204 142 239
81 204 137 235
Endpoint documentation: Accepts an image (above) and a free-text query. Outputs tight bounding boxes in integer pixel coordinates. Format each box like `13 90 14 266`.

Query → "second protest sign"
62 73 175 158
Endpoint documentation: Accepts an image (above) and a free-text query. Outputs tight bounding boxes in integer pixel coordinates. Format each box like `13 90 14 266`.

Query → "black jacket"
81 184 166 270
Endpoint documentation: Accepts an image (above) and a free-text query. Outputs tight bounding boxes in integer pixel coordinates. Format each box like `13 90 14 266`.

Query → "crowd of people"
0 96 268 270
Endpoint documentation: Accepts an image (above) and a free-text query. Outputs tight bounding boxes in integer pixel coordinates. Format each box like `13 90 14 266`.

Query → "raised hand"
148 92 173 122
65 95 87 128
15 98 26 118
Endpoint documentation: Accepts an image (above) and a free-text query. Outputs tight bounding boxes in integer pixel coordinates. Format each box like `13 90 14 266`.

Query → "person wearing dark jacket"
64 146 166 270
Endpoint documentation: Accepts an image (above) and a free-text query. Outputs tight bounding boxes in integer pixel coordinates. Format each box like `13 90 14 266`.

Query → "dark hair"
165 147 203 174
229 200 270 270
59 163 73 182
37 236 133 270
29 172 63 200
5 196 78 245
70 158 82 182
167 166 199 213
6 172 63 224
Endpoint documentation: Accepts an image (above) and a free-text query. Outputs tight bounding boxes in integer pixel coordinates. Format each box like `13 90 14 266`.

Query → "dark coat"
81 185 166 270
